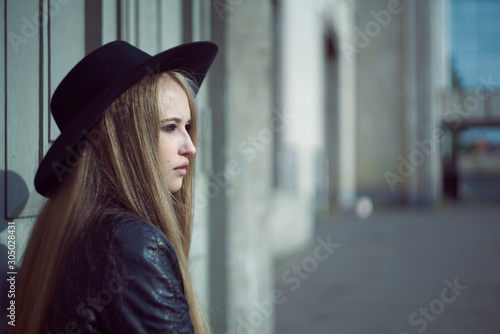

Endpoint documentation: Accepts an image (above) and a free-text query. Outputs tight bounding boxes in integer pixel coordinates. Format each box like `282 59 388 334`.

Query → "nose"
179 133 196 157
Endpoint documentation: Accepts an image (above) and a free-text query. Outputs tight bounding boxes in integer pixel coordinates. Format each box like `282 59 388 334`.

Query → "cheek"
159 136 176 165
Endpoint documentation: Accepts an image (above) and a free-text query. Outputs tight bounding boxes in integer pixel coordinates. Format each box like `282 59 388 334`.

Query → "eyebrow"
160 117 191 123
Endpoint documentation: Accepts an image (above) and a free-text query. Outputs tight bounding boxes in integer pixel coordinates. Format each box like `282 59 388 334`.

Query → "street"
275 204 500 334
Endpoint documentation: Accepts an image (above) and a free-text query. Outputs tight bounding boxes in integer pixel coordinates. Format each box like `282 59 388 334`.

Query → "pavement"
274 204 500 334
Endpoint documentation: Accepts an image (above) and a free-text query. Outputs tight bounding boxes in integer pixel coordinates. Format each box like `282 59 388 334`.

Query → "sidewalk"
274 204 500 334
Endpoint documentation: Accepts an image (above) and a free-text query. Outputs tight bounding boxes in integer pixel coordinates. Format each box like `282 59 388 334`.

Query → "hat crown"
51 41 151 131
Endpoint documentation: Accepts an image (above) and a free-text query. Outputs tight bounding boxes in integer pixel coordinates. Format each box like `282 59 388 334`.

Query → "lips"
173 161 189 176
174 161 189 170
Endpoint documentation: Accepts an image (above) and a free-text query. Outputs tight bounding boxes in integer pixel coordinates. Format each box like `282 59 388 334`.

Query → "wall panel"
122 0 137 45
6 0 42 218
49 0 85 141
137 0 157 53
159 0 182 49
0 0 5 185
102 0 118 44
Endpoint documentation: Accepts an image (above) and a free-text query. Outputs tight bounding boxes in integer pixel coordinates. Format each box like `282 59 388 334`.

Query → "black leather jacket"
44 214 194 333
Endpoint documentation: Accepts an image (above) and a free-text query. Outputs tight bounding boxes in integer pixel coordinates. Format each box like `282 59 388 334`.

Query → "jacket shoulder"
109 216 178 258
45 214 194 334
100 216 194 332
106 216 184 285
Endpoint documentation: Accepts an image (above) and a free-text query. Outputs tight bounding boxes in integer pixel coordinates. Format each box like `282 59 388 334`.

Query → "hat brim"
35 41 218 197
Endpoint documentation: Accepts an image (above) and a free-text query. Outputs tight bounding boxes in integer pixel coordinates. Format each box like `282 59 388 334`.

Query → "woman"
11 40 217 333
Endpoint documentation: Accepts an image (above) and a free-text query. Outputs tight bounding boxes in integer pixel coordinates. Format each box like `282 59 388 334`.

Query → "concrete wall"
356 0 404 202
216 0 275 333
328 0 358 209
270 0 325 259
205 1 358 332
269 0 357 257
355 0 449 205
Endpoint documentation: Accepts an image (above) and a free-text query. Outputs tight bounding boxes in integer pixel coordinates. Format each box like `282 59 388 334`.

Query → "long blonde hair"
12 71 209 333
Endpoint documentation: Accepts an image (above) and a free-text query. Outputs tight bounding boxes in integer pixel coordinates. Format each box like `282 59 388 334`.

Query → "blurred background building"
0 0 498 333
445 0 500 202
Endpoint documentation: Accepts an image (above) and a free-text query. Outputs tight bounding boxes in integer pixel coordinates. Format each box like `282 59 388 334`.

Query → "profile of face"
158 75 196 193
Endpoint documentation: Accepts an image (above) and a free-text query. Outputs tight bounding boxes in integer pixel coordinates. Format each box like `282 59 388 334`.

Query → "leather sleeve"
97 219 194 333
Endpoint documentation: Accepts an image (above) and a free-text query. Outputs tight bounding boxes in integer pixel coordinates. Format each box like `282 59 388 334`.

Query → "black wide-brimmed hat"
34 40 218 197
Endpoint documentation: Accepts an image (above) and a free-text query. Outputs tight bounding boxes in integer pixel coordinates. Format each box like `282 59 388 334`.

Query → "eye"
161 124 177 132
185 124 192 132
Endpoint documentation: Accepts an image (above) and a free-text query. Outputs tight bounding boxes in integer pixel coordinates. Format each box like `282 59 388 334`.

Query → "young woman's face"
158 76 196 193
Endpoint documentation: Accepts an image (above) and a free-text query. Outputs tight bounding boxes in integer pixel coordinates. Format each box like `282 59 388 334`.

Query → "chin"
168 182 183 193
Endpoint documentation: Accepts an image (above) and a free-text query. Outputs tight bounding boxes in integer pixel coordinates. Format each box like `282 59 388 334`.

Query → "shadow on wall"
1 170 29 333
